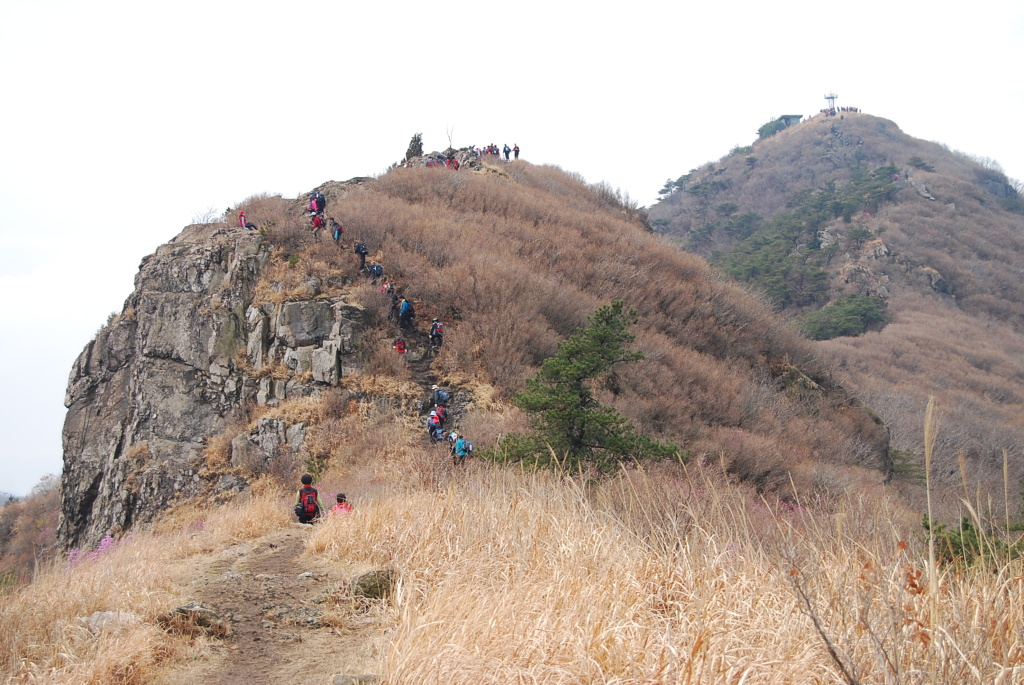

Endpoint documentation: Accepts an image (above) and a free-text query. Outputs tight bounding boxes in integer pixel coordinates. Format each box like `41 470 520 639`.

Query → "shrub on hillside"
489 302 680 471
757 118 787 140
798 295 889 340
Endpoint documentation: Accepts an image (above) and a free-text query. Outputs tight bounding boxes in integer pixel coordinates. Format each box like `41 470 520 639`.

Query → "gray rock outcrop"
59 223 366 551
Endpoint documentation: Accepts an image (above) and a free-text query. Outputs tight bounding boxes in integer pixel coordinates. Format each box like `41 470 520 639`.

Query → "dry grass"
6 441 1022 683
304 462 1024 683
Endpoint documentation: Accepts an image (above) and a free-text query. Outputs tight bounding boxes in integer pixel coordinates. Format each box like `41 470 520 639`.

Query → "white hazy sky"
1 0 1022 496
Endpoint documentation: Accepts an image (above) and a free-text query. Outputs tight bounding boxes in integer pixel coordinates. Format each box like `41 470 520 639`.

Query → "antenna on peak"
824 92 838 111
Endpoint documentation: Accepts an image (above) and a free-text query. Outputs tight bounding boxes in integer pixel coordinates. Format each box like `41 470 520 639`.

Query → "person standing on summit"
503 144 511 161
513 144 520 160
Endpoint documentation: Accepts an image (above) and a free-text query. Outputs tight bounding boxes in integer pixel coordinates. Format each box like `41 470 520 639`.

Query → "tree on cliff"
492 301 679 471
405 133 423 161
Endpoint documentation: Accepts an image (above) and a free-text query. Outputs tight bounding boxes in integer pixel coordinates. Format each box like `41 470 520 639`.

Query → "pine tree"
499 301 679 470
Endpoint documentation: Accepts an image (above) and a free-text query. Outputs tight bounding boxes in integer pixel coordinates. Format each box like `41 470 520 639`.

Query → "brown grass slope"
648 112 1024 499
253 161 889 492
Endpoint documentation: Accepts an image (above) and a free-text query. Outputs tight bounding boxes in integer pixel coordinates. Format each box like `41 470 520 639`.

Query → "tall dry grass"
305 462 1024 683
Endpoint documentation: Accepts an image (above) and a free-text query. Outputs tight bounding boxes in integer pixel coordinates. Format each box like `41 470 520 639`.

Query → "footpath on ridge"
165 525 383 684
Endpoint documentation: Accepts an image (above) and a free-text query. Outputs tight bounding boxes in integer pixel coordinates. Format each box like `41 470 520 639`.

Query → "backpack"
465 441 473 454
370 263 383 277
355 242 368 255
299 487 318 517
435 389 450 405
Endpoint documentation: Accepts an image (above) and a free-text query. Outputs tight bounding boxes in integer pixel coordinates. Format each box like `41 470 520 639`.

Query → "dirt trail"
161 525 383 685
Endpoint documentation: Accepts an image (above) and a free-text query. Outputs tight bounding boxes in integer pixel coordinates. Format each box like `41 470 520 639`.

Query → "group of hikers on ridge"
294 382 473 523
426 384 474 466
405 143 522 170
307 190 345 243
233 190 471 524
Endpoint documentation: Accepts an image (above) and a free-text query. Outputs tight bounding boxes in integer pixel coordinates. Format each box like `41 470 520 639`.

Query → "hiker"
503 144 511 161
430 426 446 443
393 335 407 359
330 218 344 242
454 435 471 466
513 144 520 160
432 384 451 407
309 191 326 215
427 410 441 435
355 242 368 270
238 211 257 230
380 279 392 295
294 473 321 524
447 431 460 463
367 261 384 280
310 213 325 236
330 493 353 515
398 297 415 329
429 318 445 348
435 403 448 427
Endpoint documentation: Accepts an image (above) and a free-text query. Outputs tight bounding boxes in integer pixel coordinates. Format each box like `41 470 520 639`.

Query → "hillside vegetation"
650 113 1024 502
6 153 1023 682
251 161 889 491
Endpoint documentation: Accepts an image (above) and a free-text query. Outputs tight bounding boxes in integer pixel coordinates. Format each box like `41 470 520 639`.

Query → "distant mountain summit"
649 111 1024 496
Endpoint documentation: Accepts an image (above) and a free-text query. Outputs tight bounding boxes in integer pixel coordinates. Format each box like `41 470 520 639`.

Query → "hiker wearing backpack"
503 144 511 161
429 318 445 348
426 411 441 435
513 144 520 160
367 261 384 280
432 384 451 407
355 242 368 270
393 335 407 360
330 218 344 242
310 213 325 237
294 473 321 524
398 298 415 329
435 404 448 427
454 436 470 466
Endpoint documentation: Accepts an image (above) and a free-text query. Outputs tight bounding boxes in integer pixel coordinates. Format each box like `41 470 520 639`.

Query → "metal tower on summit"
824 92 838 110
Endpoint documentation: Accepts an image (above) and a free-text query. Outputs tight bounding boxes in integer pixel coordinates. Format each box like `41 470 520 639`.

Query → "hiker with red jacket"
393 335 407 362
310 213 325 236
294 473 321 524
238 211 257 230
513 144 520 160
329 493 353 515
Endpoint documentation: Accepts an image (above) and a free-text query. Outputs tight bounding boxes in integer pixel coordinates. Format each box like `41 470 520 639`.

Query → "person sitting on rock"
238 210 257 230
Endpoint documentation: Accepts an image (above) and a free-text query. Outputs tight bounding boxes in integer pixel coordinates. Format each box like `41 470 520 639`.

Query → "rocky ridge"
59 222 367 551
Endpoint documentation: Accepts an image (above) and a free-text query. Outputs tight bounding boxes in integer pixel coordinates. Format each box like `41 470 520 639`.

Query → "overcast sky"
1 0 1022 496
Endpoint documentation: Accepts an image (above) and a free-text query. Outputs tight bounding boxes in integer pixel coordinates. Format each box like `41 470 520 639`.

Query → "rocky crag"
59 222 366 551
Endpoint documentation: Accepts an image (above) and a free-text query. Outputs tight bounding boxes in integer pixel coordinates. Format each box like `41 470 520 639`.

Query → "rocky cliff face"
59 224 364 550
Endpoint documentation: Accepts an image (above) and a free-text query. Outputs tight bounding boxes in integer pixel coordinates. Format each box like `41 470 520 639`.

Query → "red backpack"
300 486 318 517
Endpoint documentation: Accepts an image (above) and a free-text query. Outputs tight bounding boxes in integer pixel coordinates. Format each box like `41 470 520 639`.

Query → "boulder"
276 301 334 347
351 569 396 600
